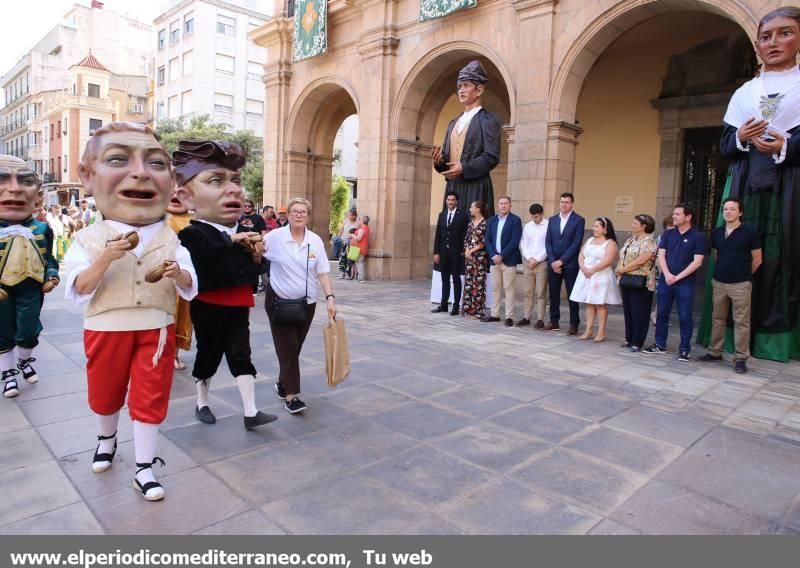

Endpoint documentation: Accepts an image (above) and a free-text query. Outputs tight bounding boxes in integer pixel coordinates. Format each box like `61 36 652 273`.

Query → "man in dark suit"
482 196 522 326
432 190 469 315
544 192 585 335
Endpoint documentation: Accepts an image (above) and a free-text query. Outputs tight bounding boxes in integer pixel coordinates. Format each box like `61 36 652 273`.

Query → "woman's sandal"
133 457 166 501
92 432 117 473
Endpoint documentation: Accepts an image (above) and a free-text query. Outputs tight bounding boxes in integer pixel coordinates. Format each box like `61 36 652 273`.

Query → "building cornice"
357 25 400 59
510 0 558 19
155 0 269 25
249 16 292 48
546 120 583 144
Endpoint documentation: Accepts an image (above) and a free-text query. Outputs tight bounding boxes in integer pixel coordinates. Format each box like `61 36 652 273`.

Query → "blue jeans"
332 235 351 258
332 236 346 259
655 279 695 353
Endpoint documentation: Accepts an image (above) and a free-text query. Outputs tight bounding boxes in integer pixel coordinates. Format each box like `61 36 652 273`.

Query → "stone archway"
384 43 514 280
284 78 359 236
544 0 760 216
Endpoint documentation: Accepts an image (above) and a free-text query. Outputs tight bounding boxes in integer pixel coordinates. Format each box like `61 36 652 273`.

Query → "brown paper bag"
324 317 351 387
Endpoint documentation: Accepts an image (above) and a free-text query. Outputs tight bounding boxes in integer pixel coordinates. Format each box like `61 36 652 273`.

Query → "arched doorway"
285 79 359 239
389 44 514 279
546 0 758 225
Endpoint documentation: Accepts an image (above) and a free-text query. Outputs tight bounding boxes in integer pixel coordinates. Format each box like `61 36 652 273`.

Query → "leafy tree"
154 114 264 202
329 175 351 234
242 158 264 203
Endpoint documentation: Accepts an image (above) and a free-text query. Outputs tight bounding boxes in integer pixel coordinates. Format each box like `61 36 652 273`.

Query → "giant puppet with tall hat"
0 155 59 399
63 122 198 501
172 139 277 430
432 60 502 217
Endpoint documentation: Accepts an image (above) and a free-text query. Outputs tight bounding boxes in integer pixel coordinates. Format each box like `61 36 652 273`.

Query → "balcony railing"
1 121 28 135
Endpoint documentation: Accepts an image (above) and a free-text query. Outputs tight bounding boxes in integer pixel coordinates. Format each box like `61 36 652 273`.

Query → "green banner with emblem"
419 0 476 22
293 0 327 62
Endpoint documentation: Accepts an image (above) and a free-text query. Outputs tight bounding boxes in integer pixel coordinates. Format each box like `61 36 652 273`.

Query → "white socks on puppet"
198 375 259 417
236 375 258 417
93 412 119 472
133 421 164 501
196 380 210 410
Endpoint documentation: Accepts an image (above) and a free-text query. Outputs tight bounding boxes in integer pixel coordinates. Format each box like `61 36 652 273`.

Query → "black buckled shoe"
133 458 166 501
92 432 117 473
2 369 20 398
244 411 279 430
16 357 38 384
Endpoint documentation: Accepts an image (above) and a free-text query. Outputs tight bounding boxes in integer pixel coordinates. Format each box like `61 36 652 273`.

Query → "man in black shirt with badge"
697 198 762 373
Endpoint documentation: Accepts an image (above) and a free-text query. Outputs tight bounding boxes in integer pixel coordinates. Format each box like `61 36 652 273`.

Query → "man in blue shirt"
483 196 522 326
644 203 705 361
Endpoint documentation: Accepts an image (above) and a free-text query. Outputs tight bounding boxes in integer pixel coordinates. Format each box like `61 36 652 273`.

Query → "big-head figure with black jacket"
174 140 278 432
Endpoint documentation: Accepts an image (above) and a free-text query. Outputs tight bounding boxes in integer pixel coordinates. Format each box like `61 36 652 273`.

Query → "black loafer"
244 411 278 430
195 405 216 424
431 306 448 313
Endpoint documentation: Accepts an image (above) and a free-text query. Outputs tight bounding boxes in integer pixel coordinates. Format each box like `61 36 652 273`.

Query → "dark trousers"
621 286 654 348
265 286 316 396
190 301 256 382
655 279 695 353
0 279 43 352
548 264 580 326
439 252 463 309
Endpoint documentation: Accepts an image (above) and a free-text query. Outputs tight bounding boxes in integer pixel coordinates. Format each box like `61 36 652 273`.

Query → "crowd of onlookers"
32 199 97 262
433 191 762 374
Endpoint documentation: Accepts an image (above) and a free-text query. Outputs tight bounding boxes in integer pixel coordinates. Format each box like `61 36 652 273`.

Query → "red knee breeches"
84 326 176 424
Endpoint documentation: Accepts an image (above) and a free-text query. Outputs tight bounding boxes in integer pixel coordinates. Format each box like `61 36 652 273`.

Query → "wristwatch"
326 294 335 300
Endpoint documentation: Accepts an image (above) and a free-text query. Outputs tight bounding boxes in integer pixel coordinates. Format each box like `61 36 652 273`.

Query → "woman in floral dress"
462 201 489 319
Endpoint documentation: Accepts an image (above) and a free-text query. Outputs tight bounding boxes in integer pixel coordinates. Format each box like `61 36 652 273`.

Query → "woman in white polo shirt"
264 197 337 414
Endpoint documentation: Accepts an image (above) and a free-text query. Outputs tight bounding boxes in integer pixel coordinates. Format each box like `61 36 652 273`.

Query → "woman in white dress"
570 217 622 342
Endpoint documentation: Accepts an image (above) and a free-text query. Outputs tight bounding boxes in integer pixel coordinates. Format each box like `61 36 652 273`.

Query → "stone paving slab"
3 277 800 534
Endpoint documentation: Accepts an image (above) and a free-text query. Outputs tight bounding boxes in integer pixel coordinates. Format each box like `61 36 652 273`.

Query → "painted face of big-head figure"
78 122 174 226
167 191 189 215
173 140 246 228
0 154 41 224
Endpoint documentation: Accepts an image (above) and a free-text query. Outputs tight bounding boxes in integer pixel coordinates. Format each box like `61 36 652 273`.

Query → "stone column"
508 0 559 208
544 121 583 214
250 17 293 210
354 1 400 279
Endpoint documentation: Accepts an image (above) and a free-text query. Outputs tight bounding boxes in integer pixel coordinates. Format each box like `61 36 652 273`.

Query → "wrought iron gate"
681 127 729 235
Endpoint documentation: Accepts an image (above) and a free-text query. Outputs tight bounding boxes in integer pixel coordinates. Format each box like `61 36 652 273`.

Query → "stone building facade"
251 0 783 280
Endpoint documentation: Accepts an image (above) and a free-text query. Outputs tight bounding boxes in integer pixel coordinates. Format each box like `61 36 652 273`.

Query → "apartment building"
25 53 148 204
152 0 269 134
1 1 152 162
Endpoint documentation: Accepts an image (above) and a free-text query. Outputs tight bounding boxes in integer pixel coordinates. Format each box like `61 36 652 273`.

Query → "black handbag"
618 241 653 290
270 245 310 326
619 273 647 290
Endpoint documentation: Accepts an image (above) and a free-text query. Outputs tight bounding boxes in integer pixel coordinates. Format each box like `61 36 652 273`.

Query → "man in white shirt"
518 203 549 328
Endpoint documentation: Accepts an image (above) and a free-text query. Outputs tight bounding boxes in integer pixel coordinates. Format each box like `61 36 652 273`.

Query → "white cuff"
735 137 750 152
64 269 95 305
774 136 789 164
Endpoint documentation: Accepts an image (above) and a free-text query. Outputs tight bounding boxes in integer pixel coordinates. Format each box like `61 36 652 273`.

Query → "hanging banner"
293 0 327 62
419 0 477 22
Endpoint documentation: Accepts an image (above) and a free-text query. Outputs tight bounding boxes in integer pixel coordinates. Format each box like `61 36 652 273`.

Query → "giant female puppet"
64 122 198 501
699 7 800 362
432 60 502 217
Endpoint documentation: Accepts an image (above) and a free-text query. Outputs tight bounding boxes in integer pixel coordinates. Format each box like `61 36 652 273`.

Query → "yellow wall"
573 12 742 230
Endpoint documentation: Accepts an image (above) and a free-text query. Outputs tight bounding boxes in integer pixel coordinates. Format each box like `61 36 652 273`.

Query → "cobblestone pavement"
3 275 800 535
